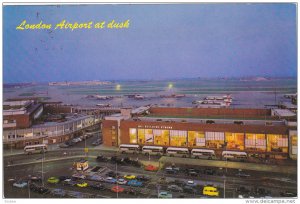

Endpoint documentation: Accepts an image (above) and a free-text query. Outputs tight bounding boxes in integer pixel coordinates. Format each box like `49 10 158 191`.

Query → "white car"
13 181 27 188
117 178 127 185
186 180 196 186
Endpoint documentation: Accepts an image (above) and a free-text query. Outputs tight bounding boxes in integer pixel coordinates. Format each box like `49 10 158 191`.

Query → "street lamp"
222 175 226 198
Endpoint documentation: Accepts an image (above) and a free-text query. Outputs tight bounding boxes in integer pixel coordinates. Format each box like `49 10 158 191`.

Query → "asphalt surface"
3 147 297 199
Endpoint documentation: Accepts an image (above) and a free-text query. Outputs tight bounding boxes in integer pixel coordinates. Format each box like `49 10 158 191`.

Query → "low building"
103 107 297 160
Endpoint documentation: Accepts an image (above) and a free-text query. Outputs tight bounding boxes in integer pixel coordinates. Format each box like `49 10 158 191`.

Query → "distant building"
3 100 43 129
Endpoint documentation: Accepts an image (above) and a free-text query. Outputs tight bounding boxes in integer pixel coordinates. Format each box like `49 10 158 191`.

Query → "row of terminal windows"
129 128 289 153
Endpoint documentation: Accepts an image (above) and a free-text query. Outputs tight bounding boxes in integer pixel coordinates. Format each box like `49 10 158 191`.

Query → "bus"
222 151 247 162
24 144 48 155
119 144 140 154
191 149 216 160
142 146 164 156
166 147 189 158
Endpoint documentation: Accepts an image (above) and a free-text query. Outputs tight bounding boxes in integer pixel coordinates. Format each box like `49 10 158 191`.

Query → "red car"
144 165 158 171
111 186 124 193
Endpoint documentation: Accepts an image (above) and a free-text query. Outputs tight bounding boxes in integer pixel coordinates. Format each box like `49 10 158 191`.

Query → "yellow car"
203 186 219 197
123 175 136 180
77 182 88 188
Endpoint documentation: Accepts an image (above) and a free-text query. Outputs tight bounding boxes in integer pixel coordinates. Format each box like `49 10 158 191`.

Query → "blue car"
127 180 143 187
104 177 117 184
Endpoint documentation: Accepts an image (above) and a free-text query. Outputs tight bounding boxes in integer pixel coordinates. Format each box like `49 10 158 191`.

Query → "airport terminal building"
103 107 297 160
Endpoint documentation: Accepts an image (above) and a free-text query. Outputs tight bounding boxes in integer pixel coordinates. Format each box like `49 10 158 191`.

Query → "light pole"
42 149 44 187
223 175 226 198
116 163 119 198
28 180 31 198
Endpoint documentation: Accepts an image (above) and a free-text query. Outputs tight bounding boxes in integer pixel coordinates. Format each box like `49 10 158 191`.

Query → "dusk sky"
3 4 297 83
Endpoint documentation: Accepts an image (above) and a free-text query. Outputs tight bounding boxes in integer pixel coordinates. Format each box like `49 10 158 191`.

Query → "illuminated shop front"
153 129 170 146
267 134 288 153
245 133 266 151
225 132 245 150
188 131 205 147
291 135 297 155
170 130 187 147
205 132 225 149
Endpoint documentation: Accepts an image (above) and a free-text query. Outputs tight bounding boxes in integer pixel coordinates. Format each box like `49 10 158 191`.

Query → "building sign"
138 125 173 129
145 133 153 143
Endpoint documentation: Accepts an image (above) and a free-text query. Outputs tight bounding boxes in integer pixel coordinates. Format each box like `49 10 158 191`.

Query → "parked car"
62 179 77 186
51 188 66 197
236 172 250 178
203 168 216 175
183 185 197 194
236 186 250 194
67 191 84 198
111 186 124 193
117 178 128 185
47 177 59 184
127 180 143 187
158 191 172 198
59 143 70 148
88 175 104 182
165 167 178 174
28 175 42 182
96 155 109 162
186 180 196 186
167 185 183 192
90 183 106 190
105 177 117 184
125 187 139 195
13 181 28 188
136 175 151 182
144 164 158 171
76 182 88 188
203 186 219 197
280 191 297 197
92 139 102 146
30 183 49 194
173 180 185 187
72 173 86 180
124 175 136 180
58 176 71 182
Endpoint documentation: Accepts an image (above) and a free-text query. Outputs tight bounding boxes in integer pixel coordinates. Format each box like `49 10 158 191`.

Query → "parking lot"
4 152 297 199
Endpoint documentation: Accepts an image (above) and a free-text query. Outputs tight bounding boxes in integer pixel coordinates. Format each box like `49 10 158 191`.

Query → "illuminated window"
245 133 266 151
138 129 145 144
291 135 297 155
145 129 153 145
153 129 170 146
205 132 225 149
267 134 288 153
188 131 205 147
170 130 187 147
225 132 244 150
129 128 137 144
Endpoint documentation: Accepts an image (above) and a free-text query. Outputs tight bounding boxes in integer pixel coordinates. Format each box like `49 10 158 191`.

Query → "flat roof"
272 109 296 117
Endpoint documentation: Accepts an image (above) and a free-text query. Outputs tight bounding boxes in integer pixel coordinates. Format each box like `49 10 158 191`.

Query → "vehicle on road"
203 186 219 197
127 180 143 187
158 191 172 198
47 177 59 184
167 185 183 192
59 143 70 148
166 147 189 158
24 144 48 155
119 144 140 154
62 179 77 186
142 146 164 156
124 175 136 180
77 182 88 188
191 149 216 160
13 181 28 188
